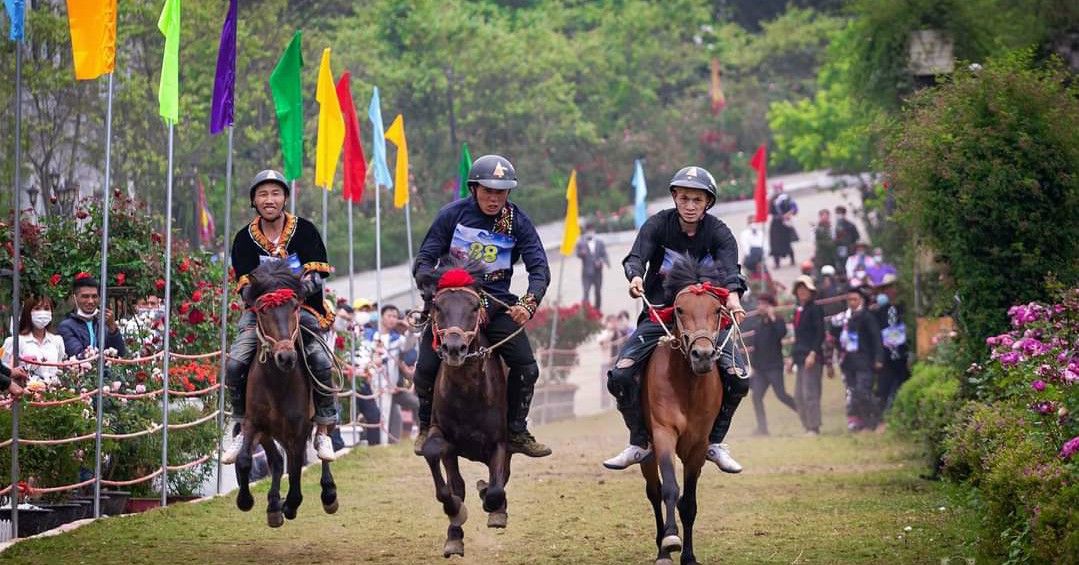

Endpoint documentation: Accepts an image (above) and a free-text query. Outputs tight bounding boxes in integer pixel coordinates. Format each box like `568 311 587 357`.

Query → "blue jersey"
414 198 550 311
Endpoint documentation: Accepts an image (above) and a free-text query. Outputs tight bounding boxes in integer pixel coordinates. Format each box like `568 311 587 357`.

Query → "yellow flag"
67 0 118 80
315 48 345 189
560 170 580 256
384 114 409 208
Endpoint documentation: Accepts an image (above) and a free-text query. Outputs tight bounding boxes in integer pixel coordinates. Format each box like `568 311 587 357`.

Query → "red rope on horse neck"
255 288 297 310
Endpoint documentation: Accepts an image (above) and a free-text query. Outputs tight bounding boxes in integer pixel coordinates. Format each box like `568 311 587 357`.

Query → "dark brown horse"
234 261 337 526
419 259 511 558
640 255 732 565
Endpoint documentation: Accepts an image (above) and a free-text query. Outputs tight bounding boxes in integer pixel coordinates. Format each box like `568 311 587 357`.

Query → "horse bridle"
431 286 487 359
252 299 301 364
670 285 731 359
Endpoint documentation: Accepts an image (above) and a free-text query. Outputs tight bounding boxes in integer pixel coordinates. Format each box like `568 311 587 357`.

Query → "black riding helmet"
668 165 718 211
467 155 518 191
248 169 291 206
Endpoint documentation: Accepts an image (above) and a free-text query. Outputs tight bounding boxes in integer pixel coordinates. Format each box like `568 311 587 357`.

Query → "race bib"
882 323 907 349
840 328 860 352
260 252 303 275
659 248 713 277
450 224 515 273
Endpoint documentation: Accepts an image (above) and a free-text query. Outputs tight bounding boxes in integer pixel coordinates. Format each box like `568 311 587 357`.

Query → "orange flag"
67 0 118 80
710 58 726 115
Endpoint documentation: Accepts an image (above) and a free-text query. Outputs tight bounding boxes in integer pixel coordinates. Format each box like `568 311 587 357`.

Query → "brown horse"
640 255 733 565
234 261 338 526
419 259 511 558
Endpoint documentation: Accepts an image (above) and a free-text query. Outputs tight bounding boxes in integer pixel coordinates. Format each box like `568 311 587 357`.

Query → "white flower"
103 348 118 357
82 409 91 420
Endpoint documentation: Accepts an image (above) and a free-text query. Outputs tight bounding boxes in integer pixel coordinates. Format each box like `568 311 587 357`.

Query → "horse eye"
675 307 683 315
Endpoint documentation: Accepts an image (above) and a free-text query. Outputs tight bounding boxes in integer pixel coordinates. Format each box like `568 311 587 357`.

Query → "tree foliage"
885 52 1079 360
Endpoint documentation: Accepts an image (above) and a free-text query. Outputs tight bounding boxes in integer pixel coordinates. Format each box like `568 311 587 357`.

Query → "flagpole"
290 181 296 215
92 73 115 519
216 125 233 494
347 199 357 446
322 186 328 241
546 255 567 378
9 35 24 536
161 121 175 508
404 200 416 307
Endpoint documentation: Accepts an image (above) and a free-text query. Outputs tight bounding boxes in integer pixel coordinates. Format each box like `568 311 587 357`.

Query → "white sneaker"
220 430 246 465
706 443 743 473
603 444 653 470
314 433 337 462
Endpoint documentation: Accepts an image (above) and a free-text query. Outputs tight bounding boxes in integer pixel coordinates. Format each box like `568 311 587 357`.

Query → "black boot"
225 357 248 422
507 364 551 457
413 380 433 456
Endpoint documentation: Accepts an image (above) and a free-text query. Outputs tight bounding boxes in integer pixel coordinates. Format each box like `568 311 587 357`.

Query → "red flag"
336 71 367 202
710 58 726 115
749 144 768 223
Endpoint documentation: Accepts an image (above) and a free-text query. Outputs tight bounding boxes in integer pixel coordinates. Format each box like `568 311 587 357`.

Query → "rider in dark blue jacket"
412 154 552 458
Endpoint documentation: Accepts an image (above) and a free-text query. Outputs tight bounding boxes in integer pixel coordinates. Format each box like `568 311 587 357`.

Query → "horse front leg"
481 443 509 528
641 457 665 559
654 429 682 564
424 432 466 558
320 460 338 514
281 435 306 520
234 426 256 512
678 463 703 565
262 437 285 528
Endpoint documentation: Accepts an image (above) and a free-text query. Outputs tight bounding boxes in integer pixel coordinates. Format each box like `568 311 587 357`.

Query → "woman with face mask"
2 296 67 382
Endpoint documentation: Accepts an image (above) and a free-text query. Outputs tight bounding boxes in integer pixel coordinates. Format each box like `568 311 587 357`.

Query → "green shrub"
887 362 960 475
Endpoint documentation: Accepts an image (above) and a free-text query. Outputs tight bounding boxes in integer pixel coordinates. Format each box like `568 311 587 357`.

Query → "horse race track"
0 377 977 565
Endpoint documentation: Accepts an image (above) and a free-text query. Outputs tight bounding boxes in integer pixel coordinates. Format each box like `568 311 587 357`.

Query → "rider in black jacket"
603 166 749 473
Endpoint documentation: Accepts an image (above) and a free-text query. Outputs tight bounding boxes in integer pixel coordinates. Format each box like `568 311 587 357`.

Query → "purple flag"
209 0 237 134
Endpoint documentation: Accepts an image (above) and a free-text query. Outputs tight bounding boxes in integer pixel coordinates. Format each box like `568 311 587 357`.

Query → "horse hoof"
236 492 254 512
487 510 508 529
443 539 464 558
323 499 339 514
655 559 675 565
267 511 284 528
661 535 682 553
282 505 298 520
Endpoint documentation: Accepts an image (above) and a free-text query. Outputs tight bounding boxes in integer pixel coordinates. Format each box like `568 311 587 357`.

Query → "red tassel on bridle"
437 268 476 290
255 288 297 310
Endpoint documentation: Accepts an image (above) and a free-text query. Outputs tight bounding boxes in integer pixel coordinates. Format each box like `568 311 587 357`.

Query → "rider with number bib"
412 154 552 458
603 166 750 472
221 169 339 464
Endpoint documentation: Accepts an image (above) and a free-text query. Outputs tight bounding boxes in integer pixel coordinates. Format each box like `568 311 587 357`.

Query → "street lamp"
54 177 78 216
26 183 39 213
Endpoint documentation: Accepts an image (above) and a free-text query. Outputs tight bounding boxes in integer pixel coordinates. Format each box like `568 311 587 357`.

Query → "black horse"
419 258 512 557
234 261 338 526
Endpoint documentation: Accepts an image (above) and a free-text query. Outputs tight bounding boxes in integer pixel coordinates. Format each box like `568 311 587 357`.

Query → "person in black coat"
791 275 827 435
748 293 796 435
835 286 884 431
872 274 910 414
576 224 610 311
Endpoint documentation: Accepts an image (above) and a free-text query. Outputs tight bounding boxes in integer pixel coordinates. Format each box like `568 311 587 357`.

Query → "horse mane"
247 260 302 304
420 255 487 295
663 252 723 299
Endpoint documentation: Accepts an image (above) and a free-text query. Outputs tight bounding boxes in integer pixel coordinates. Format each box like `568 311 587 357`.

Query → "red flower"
184 333 196 344
230 302 242 311
191 289 203 303
75 271 91 281
178 301 191 315
156 279 166 291
179 258 190 273
76 210 89 220
49 274 62 286
188 308 206 325
135 370 148 383
151 232 163 244
116 272 126 286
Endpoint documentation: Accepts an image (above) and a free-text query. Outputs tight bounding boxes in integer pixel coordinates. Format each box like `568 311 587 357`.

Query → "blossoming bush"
886 362 960 476
526 302 603 383
939 285 1078 562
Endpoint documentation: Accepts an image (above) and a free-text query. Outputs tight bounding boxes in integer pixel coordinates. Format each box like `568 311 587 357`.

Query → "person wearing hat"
791 274 826 436
221 169 339 464
603 165 749 473
817 264 842 302
411 154 553 458
871 273 909 414
844 240 877 283
833 285 883 431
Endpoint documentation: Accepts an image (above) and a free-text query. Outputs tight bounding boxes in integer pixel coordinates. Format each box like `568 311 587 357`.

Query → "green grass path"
1 375 977 564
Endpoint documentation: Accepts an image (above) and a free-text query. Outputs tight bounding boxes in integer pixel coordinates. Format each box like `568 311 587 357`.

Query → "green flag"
270 30 304 181
157 0 180 123
457 141 472 199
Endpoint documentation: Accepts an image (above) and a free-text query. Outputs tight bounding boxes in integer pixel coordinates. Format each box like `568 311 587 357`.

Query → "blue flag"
633 159 647 229
367 86 393 189
3 0 25 41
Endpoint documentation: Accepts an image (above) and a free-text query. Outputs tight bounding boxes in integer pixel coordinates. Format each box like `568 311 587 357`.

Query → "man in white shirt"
739 214 768 276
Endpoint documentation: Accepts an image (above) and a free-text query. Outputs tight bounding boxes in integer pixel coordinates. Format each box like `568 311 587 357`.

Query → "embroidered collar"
249 213 298 258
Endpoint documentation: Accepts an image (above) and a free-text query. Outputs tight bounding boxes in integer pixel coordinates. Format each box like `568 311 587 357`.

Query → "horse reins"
253 295 302 365
428 287 526 360
640 285 750 368
251 290 346 394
